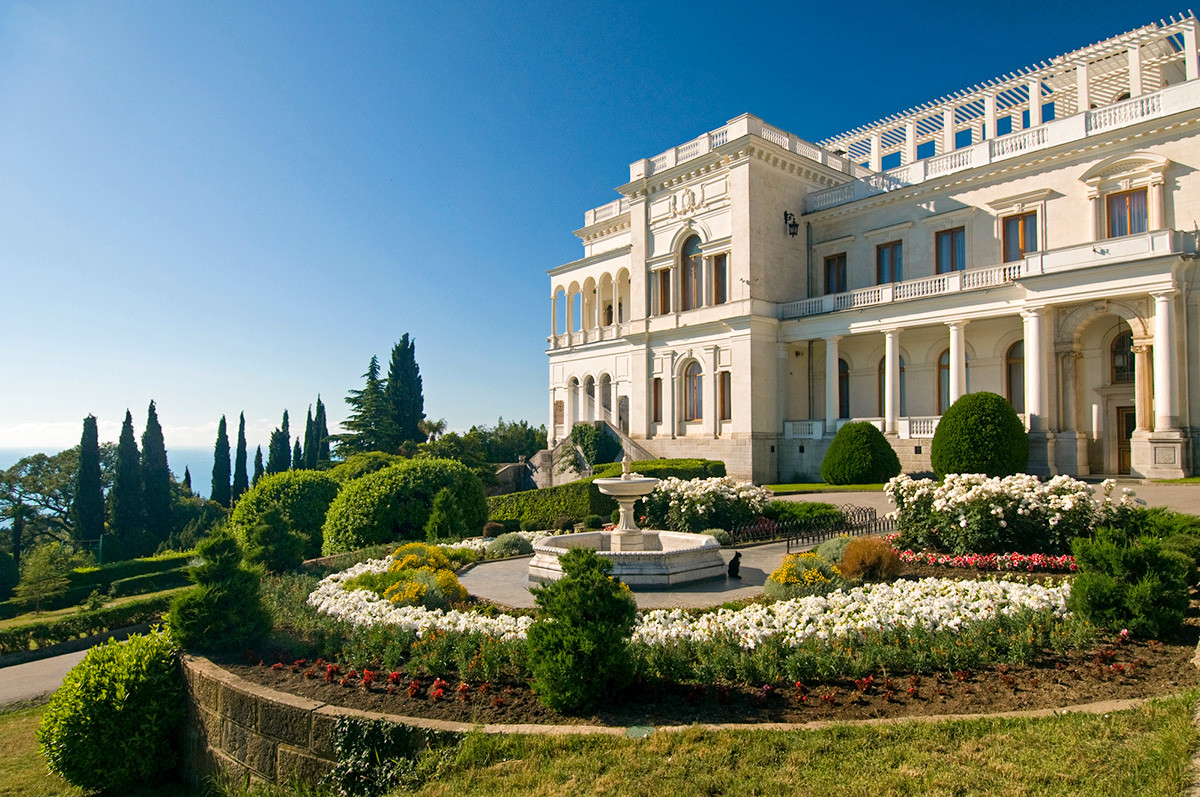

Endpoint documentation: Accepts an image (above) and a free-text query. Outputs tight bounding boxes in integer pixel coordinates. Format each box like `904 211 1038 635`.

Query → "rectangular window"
935 227 965 273
651 378 662 423
712 253 728 305
656 270 671 315
1002 212 1038 262
876 241 902 284
718 371 732 420
681 259 699 311
824 253 847 294
1106 188 1148 238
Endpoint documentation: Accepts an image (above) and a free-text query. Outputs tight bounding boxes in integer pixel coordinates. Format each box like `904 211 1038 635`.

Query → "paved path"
0 650 86 706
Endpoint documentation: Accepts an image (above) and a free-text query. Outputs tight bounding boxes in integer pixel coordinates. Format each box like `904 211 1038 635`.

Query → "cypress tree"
253 446 264 485
73 414 105 544
110 410 144 546
281 410 291 470
315 397 330 464
211 415 231 507
336 356 392 455
266 428 287 474
141 400 172 547
303 407 316 470
292 438 303 470
383 334 426 448
182 467 193 493
232 412 249 501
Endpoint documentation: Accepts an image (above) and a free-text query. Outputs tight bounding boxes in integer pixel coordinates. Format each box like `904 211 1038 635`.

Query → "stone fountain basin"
591 476 660 497
528 530 726 588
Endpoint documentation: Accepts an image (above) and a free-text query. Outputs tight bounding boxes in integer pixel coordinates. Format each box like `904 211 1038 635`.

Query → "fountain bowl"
528 530 726 588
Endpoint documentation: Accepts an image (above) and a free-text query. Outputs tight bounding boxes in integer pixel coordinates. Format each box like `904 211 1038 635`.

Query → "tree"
292 438 303 470
182 468 193 494
14 543 71 612
73 415 105 544
109 410 144 546
253 446 264 485
211 415 231 507
302 407 316 469
479 417 547 463
266 411 291 474
141 401 172 549
232 412 249 502
383 334 426 449
314 397 331 465
419 417 447 443
3 450 82 568
335 356 393 456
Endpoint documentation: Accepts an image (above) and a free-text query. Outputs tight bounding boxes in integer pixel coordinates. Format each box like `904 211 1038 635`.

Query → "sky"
0 0 1175 458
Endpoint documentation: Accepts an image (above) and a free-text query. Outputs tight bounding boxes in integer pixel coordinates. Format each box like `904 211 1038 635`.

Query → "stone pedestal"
1132 431 1188 479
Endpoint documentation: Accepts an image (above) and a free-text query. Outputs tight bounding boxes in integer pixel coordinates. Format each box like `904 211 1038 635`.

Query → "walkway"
0 650 86 706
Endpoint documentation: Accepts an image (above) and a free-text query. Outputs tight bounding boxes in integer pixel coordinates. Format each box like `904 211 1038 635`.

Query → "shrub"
592 458 726 480
762 500 846 526
327 452 405 484
229 470 340 559
487 480 616 530
527 548 637 713
704 528 732 546
108 567 190 598
324 715 460 796
38 627 184 793
482 521 505 538
1068 529 1190 638
322 458 487 554
14 543 72 612
0 593 178 657
639 477 772 533
839 537 901 582
569 423 621 467
763 552 844 600
554 515 575 532
930 391 1028 478
519 517 541 532
167 530 270 651
1161 533 1200 586
242 505 306 573
813 535 854 565
486 533 534 558
424 487 466 541
820 422 900 485
583 514 605 529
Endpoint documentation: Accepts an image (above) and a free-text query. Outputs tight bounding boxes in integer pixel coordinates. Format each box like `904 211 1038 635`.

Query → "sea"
0 447 220 499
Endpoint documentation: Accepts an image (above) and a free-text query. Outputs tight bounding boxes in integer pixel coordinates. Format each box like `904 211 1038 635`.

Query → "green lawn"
766 483 886 494
1155 477 1200 484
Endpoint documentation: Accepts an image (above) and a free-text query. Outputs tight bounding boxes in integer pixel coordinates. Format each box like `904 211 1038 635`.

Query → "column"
1058 350 1081 430
1088 191 1101 240
565 381 576 428
1132 343 1153 432
548 389 558 446
884 330 899 435
1185 19 1199 80
983 93 997 140
1022 308 1045 433
1076 61 1090 112
947 321 968 405
708 346 720 438
1027 79 1042 127
1128 43 1143 97
904 121 917 164
1149 177 1164 230
1152 290 1180 431
666 352 677 438
825 335 841 426
550 294 557 338
869 132 882 173
942 106 955 154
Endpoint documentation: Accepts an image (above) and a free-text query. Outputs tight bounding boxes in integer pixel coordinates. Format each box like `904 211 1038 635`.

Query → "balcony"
778 230 1182 320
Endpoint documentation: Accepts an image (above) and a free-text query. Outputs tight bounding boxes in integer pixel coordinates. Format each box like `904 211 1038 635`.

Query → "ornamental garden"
22 393 1200 794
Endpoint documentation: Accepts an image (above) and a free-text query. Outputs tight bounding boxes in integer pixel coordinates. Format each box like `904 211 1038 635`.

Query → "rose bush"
638 476 772 532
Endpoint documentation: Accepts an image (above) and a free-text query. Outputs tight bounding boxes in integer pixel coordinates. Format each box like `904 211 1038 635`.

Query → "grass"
766 483 886 494
0 586 192 631
1155 477 1200 484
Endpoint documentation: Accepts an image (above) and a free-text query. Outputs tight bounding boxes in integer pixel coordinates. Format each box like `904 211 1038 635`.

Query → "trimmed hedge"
931 391 1028 478
487 479 616 530
109 567 191 598
229 470 341 559
820 422 900 485
322 458 488 555
0 592 182 656
591 458 726 480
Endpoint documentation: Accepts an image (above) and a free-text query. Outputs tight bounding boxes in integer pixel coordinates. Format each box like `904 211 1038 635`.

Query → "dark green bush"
820 422 900 485
68 550 195 593
322 458 487 554
1068 529 1190 638
424 487 466 541
108 567 191 598
327 451 405 484
762 500 845 526
592 458 726 480
482 521 505 538
324 716 461 796
527 548 637 713
930 391 1028 478
554 515 575 532
38 627 184 793
243 505 306 573
1161 534 1200 587
485 533 534 559
583 514 605 529
487 479 616 530
167 530 271 651
229 470 340 559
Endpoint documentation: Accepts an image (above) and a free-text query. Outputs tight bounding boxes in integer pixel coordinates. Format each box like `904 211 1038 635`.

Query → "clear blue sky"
0 0 1171 455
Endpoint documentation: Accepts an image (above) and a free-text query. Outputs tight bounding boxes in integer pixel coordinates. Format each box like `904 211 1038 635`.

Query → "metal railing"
728 503 894 548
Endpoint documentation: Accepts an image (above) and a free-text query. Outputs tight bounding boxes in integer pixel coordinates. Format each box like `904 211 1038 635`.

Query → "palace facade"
546 16 1200 483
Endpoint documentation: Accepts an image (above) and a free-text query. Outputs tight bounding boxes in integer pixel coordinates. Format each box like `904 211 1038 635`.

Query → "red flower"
271 662 283 671
387 671 402 686
361 670 377 689
324 664 339 683
407 680 422 698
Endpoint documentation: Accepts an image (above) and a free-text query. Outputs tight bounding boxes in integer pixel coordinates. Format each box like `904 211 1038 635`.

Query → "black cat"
727 551 742 579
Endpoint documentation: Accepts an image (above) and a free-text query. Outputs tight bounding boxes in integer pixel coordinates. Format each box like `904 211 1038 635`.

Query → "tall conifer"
73 415 105 543
110 410 144 544
232 412 249 501
292 438 303 470
315 397 330 464
182 467 193 493
141 400 172 547
384 334 426 448
253 446 264 485
303 407 316 469
336 356 392 455
211 415 231 507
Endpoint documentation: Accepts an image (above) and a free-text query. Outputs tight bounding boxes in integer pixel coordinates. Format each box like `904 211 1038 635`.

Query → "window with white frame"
1081 152 1168 241
988 189 1051 265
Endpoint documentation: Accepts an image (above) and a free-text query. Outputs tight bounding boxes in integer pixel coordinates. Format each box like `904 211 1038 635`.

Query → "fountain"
528 456 727 588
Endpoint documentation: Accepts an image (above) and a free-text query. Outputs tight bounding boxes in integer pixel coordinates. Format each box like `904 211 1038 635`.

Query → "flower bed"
443 530 550 556
894 549 1077 573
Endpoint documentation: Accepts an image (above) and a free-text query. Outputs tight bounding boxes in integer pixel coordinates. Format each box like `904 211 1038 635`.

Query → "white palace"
545 15 1200 483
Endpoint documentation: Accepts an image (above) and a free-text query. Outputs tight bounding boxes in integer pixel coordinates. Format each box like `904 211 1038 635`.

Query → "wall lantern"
783 211 799 237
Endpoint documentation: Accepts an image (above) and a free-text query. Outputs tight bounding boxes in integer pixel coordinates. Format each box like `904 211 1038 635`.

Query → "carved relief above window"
1080 152 1168 239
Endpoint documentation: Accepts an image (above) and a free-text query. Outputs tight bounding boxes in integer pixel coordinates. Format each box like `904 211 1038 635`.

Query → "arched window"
877 357 906 417
681 236 702 311
837 359 849 419
1006 341 1025 413
937 350 970 414
684 362 703 421
1111 332 1134 384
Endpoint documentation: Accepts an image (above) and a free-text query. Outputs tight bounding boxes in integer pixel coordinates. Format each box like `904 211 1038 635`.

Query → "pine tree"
232 412 249 501
182 467 193 494
384 334 426 448
141 400 172 547
303 406 316 469
292 438 303 470
73 415 105 543
335 356 393 455
315 397 330 464
211 415 231 507
253 446 265 485
109 410 144 544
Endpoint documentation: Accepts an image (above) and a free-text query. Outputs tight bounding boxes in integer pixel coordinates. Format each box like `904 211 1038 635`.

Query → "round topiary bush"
930 391 1028 478
838 537 901 582
321 458 487 555
486 532 534 558
38 627 184 793
229 470 340 559
167 529 271 652
820 422 901 485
